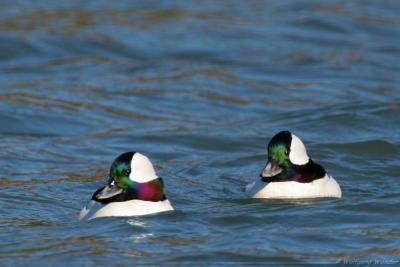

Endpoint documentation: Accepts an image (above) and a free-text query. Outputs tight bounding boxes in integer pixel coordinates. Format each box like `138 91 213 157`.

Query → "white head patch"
289 134 309 165
129 153 158 183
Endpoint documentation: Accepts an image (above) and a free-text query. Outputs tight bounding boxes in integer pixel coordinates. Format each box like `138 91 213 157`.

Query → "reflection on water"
1 0 400 265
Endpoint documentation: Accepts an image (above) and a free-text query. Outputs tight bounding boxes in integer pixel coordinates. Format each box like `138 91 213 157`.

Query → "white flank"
79 199 174 221
246 175 342 199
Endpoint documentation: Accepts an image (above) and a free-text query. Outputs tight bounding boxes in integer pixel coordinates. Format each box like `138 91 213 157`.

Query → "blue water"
1 1 400 265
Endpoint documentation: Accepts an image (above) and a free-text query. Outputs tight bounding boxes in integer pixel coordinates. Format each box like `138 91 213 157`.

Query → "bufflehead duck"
80 152 174 220
246 131 342 199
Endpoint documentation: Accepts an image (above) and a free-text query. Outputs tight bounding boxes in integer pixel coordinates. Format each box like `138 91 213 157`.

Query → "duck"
80 152 174 220
246 131 342 199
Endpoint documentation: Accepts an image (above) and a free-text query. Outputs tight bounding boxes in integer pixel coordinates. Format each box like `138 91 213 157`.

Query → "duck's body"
80 152 174 221
247 131 342 199
80 199 174 220
246 174 341 199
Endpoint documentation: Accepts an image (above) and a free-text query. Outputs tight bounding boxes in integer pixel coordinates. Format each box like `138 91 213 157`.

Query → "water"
1 0 400 265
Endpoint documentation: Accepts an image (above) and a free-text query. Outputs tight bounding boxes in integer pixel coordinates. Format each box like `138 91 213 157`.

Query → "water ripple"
1 0 400 265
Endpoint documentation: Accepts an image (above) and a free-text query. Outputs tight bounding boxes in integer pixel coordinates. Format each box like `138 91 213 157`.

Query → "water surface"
1 0 400 265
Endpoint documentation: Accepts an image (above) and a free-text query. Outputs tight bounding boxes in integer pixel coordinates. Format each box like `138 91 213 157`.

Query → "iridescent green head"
261 131 310 178
108 152 134 189
91 152 164 203
268 143 290 168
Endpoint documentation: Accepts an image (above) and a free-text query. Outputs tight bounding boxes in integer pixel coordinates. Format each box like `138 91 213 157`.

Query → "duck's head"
261 131 310 178
92 152 162 204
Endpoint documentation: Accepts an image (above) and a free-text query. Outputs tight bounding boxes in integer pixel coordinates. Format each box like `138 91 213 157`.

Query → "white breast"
79 199 174 221
246 175 342 199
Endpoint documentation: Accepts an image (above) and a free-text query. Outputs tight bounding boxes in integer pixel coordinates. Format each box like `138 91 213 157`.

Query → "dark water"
1 0 400 265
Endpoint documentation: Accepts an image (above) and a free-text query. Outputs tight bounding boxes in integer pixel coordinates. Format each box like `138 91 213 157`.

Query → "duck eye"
124 169 131 176
285 150 289 156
